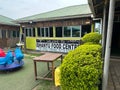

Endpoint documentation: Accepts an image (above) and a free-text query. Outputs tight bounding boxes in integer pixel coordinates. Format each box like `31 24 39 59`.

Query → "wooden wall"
0 24 20 48
21 17 92 27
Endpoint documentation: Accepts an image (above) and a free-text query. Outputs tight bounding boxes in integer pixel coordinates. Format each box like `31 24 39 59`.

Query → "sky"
0 0 88 19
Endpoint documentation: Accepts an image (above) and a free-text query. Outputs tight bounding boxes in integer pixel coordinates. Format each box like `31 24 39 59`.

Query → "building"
0 15 20 48
88 0 120 90
15 4 93 53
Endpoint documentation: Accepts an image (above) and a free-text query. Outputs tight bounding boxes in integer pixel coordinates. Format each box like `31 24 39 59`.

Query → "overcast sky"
0 0 88 19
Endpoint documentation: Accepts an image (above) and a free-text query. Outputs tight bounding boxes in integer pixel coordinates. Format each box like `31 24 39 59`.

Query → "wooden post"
35 27 38 37
53 26 56 37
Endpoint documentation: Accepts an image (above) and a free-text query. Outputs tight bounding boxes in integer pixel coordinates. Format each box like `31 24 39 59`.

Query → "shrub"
60 44 103 90
82 32 102 44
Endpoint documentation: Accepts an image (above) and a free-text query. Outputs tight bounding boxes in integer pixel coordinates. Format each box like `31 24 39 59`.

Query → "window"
56 27 62 37
95 22 101 33
37 28 41 37
33 28 35 37
63 26 81 37
17 31 20 37
8 30 12 38
24 27 35 37
13 31 17 37
45 28 49 37
72 26 80 37
41 28 44 37
37 27 53 37
64 26 71 37
2 30 6 38
49 27 53 37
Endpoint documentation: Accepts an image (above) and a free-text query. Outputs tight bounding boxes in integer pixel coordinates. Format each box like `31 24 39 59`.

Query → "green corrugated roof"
0 15 19 26
16 4 92 23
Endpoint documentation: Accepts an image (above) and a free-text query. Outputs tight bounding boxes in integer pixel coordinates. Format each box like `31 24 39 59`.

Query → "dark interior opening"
56 27 62 37
111 22 120 56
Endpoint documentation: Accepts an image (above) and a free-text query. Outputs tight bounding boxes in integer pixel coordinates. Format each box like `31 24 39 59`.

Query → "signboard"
36 39 81 53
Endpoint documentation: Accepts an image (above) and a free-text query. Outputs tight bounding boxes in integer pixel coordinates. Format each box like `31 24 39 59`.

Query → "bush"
82 32 102 44
60 44 103 90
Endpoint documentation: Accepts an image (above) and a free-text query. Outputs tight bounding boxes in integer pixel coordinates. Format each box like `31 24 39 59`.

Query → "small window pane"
45 28 49 37
25 29 28 36
13 31 16 37
33 28 35 37
49 27 53 37
37 28 41 37
56 27 62 37
17 31 19 37
29 28 32 36
64 26 71 37
72 26 80 37
41 28 44 37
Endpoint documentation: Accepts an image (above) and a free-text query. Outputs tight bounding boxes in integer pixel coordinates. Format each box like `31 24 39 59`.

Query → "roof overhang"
88 0 120 18
88 0 105 18
0 22 20 26
15 14 92 24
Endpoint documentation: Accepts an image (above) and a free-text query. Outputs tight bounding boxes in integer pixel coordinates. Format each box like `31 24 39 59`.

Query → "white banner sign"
36 40 81 53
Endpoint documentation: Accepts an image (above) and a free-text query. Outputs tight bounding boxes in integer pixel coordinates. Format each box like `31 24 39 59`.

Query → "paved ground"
107 57 120 90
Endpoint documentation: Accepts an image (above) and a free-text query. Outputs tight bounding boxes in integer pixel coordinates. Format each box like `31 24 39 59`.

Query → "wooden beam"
94 1 104 8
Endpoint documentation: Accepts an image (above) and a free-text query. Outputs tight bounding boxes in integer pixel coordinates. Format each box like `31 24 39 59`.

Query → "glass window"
41 28 44 37
95 22 101 33
29 28 32 36
72 26 80 37
38 27 53 37
2 30 6 38
25 28 28 36
56 27 62 37
64 26 71 37
8 30 12 38
49 27 53 37
17 31 19 37
13 31 17 37
37 28 41 37
33 28 35 37
45 28 49 37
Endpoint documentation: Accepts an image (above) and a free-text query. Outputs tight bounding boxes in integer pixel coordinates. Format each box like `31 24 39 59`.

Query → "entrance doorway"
111 22 120 56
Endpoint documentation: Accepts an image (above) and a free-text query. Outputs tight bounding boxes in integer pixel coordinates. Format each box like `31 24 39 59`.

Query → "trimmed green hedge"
82 32 102 44
60 44 103 90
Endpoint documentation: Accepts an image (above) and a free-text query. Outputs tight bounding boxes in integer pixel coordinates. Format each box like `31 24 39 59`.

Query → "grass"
0 54 61 90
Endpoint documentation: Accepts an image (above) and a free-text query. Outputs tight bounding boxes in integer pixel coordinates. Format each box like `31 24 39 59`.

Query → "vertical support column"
35 27 38 37
91 22 94 32
53 26 56 37
19 26 22 43
23 26 26 53
102 0 115 90
102 5 107 58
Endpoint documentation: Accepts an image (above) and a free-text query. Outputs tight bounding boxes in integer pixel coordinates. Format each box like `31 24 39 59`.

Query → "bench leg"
51 62 54 81
34 61 37 80
47 62 50 70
